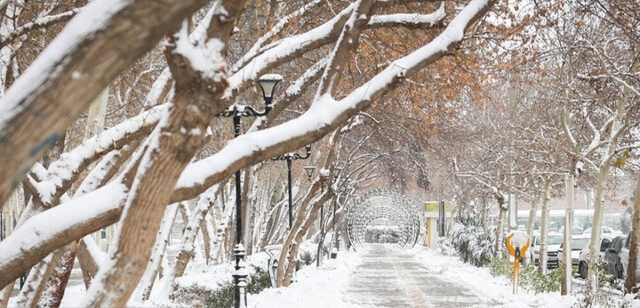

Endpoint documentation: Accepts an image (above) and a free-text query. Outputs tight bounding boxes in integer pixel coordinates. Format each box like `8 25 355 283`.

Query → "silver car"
528 232 563 269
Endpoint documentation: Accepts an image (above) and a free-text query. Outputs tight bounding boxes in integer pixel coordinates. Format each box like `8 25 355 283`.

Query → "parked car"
558 235 590 269
577 236 612 279
528 232 563 269
604 236 626 279
618 235 640 280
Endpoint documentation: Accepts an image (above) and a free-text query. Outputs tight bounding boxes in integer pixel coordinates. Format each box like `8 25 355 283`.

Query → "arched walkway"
345 190 422 250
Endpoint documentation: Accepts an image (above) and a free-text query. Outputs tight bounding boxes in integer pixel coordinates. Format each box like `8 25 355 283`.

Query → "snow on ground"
247 252 362 308
411 248 576 308
30 244 640 308
248 245 579 308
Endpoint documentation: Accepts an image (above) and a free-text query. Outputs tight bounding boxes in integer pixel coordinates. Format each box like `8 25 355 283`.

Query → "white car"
528 232 563 269
558 235 590 270
577 236 613 279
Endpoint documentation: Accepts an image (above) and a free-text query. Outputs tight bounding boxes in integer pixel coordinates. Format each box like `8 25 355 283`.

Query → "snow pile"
247 252 361 308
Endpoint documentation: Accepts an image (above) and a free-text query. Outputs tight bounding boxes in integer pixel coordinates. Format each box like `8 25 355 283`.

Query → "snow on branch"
227 0 448 99
0 8 79 48
0 0 208 209
0 1 491 275
0 182 128 289
368 3 445 28
0 0 129 129
34 105 167 206
227 3 354 97
171 21 226 81
247 58 328 133
231 0 323 72
174 0 492 200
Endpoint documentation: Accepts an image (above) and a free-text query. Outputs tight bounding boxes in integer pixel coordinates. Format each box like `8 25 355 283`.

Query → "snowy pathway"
250 244 575 308
344 244 496 308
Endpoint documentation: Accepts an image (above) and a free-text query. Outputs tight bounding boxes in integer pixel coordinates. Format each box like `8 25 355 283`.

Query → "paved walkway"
344 244 498 308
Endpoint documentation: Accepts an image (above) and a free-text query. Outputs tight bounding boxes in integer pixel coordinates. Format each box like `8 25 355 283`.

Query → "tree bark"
561 173 574 295
0 0 493 285
39 244 78 308
0 0 209 208
526 192 539 246
494 194 506 257
138 203 179 301
84 2 245 305
76 239 100 288
625 175 640 293
282 191 333 286
588 166 610 290
539 179 551 274
14 249 64 308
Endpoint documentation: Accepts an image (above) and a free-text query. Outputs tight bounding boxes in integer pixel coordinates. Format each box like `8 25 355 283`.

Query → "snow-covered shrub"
299 250 315 266
448 211 495 266
520 266 561 294
172 266 271 308
437 237 457 256
298 240 317 266
490 258 562 294
489 257 511 277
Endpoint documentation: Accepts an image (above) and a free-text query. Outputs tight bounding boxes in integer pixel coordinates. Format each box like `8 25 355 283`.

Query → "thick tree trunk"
625 175 640 293
526 193 539 246
282 191 333 286
561 173 575 295
84 2 245 304
538 179 551 274
0 286 10 308
276 180 322 286
200 220 212 264
588 166 610 291
0 0 209 208
76 239 100 288
39 244 77 308
14 249 64 308
494 196 506 257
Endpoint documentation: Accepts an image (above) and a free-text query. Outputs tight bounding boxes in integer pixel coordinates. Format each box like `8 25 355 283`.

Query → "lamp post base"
233 244 248 308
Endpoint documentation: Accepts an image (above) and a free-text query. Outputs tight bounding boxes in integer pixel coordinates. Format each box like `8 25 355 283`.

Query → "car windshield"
548 234 562 245
572 238 589 250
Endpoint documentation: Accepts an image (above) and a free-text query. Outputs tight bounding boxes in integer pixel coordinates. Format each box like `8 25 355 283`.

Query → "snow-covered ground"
248 252 362 308
30 244 638 307
248 244 578 308
411 248 575 308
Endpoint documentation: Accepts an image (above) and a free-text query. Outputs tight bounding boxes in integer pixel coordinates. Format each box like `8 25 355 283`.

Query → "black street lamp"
272 144 312 229
219 74 282 308
331 166 342 259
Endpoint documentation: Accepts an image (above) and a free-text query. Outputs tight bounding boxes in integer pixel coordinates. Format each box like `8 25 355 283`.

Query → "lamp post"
272 144 312 229
330 166 342 259
219 74 282 308
331 196 339 259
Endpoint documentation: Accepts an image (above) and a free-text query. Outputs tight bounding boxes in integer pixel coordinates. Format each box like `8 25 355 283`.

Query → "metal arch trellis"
345 189 423 250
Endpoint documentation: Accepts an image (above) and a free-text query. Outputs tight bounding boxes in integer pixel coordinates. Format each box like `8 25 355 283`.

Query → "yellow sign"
505 234 530 294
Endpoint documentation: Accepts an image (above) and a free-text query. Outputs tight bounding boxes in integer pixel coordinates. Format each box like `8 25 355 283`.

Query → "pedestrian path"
344 244 498 307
